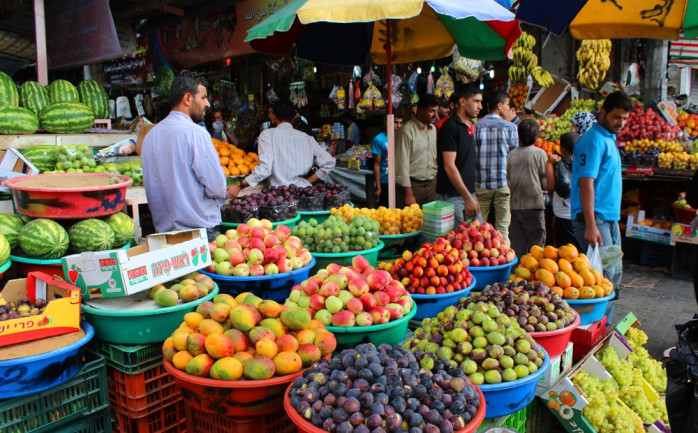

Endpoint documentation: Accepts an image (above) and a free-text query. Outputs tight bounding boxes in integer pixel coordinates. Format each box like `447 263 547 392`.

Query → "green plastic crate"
0 356 109 433
422 201 455 217
475 405 527 433
87 339 162 374
53 407 112 433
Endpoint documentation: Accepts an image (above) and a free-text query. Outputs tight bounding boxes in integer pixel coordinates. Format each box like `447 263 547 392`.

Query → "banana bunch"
576 39 612 89
531 66 554 87
508 65 527 82
513 31 536 50
508 31 549 84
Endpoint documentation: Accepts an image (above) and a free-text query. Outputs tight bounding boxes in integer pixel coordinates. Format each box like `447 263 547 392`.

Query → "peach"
352 255 372 272
232 263 250 276
347 277 369 297
264 263 279 275
263 248 279 264
370 306 390 324
360 293 377 311
327 273 348 290
208 241 218 253
301 279 319 296
249 264 265 276
272 244 288 259
264 234 279 248
337 266 358 280
383 280 405 302
366 270 390 290
346 297 364 314
248 248 264 265
250 226 265 239
373 291 390 306
309 293 326 311
319 281 340 298
274 225 291 242
325 263 342 274
238 237 251 249
331 310 356 327
386 303 404 321
355 311 374 326
277 258 293 273
250 237 265 251
298 251 313 266
314 309 332 326
290 257 304 270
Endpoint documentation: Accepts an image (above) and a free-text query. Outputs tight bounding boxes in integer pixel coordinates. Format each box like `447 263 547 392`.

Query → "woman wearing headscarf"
571 111 597 136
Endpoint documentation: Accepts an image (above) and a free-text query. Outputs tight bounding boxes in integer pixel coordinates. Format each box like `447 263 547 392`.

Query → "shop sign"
46 0 121 69
103 36 151 86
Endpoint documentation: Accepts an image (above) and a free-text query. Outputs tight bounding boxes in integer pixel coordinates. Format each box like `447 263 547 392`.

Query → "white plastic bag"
586 244 603 274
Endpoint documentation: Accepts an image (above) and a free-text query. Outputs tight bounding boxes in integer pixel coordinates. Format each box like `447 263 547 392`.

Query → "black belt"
410 177 433 183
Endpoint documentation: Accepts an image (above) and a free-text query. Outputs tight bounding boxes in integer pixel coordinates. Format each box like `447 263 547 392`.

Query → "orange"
556 272 571 289
579 286 595 299
558 259 574 275
539 258 559 274
219 147 231 157
543 246 559 260
229 166 241 176
563 287 580 299
219 156 229 166
530 245 545 261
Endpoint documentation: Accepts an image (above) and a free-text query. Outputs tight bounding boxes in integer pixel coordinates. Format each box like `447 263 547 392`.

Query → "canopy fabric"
670 38 698 65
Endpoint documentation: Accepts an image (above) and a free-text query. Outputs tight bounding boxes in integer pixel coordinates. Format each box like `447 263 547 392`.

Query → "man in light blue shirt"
571 91 632 300
142 71 231 237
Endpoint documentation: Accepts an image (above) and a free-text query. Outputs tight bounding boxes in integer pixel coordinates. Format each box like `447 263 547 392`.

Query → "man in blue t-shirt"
371 113 404 207
570 91 632 294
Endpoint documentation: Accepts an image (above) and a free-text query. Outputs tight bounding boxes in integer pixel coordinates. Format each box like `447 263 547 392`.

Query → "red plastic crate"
184 405 295 433
107 364 181 417
113 398 186 433
571 315 608 361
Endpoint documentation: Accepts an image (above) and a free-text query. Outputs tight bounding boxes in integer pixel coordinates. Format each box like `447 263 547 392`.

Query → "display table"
325 166 372 203
0 132 136 150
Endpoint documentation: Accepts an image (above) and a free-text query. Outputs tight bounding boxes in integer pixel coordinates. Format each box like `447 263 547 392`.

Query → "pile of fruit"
50 144 97 172
442 221 517 267
93 160 143 186
0 74 105 135
331 203 423 235
576 39 611 90
618 148 661 168
677 111 698 137
288 343 482 432
147 272 216 307
405 300 547 385
213 138 258 177
537 99 599 142
624 327 667 393
380 237 473 295
673 191 695 211
206 219 312 277
512 244 614 300
162 294 337 380
658 151 698 171
221 186 298 223
0 295 46 320
285 255 414 327
617 103 683 143
0 212 135 260
533 137 560 157
289 183 351 211
292 215 380 253
468 281 578 333
508 82 528 111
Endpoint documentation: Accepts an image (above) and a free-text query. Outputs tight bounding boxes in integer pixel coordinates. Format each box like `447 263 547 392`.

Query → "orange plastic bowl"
530 313 580 358
283 380 487 433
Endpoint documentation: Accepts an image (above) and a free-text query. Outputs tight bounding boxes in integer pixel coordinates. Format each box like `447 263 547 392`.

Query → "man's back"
474 114 518 190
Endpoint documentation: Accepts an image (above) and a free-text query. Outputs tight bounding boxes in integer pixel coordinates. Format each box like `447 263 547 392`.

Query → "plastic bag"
328 85 339 104
599 245 623 272
408 71 418 93
348 81 355 110
434 68 454 99
266 88 279 104
426 72 434 95
586 244 603 274
450 45 484 82
386 74 402 109
665 314 698 432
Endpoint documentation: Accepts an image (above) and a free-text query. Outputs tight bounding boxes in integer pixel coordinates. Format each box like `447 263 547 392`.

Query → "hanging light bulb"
313 66 317 73
479 81 485 90
489 69 495 79
430 65 436 73
416 67 422 74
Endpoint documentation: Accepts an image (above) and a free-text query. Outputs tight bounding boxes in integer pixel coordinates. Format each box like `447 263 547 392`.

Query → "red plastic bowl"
530 313 580 358
283 381 487 433
5 173 132 219
672 204 696 225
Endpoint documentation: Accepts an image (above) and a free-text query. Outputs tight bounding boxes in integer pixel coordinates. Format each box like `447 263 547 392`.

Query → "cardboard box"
525 75 572 117
0 148 40 192
670 222 698 245
656 99 679 126
0 272 81 347
537 342 574 396
61 228 211 299
571 315 607 361
626 211 672 245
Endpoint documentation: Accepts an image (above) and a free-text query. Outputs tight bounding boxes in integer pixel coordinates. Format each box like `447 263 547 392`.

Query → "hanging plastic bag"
329 85 339 103
451 45 484 82
599 245 623 274
434 68 455 99
348 81 355 110
426 72 434 95
266 88 279 104
586 244 603 274
336 87 346 110
407 71 418 93
386 74 402 109
363 69 381 87
116 96 132 119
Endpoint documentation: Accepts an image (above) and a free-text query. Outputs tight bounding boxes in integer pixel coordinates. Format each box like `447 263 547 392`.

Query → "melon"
69 219 115 252
19 218 70 260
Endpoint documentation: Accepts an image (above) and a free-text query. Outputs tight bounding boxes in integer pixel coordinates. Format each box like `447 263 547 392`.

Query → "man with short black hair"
142 70 230 237
474 90 519 243
211 109 239 146
229 99 335 194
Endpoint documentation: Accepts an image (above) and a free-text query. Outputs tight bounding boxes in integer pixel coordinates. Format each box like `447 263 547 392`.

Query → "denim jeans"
436 193 482 230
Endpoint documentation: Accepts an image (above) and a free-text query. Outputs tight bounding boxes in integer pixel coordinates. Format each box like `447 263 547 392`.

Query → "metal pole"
34 0 48 85
385 20 396 209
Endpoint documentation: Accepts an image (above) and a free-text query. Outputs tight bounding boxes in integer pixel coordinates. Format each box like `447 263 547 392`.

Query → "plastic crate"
113 398 186 433
525 398 553 433
87 339 162 374
475 404 528 432
671 242 696 280
107 364 180 417
0 356 109 433
53 407 113 433
639 241 673 268
422 200 455 217
184 405 295 433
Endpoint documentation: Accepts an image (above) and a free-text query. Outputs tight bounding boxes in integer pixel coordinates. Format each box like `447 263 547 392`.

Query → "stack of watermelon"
0 72 110 135
0 211 136 260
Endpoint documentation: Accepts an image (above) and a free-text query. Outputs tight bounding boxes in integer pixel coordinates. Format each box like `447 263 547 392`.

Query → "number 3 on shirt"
579 154 586 166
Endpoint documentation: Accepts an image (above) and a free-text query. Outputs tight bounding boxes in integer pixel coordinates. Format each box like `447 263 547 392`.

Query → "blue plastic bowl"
479 345 550 418
200 257 316 302
410 277 476 320
0 322 94 399
310 242 384 275
469 256 518 291
565 293 615 325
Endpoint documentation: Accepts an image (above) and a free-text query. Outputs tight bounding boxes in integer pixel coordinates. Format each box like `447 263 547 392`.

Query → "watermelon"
40 102 95 134
0 234 9 266
69 219 115 252
0 213 23 250
20 81 50 115
48 79 79 103
104 212 135 247
19 218 70 260
0 106 39 134
22 145 57 172
0 71 19 106
78 80 109 119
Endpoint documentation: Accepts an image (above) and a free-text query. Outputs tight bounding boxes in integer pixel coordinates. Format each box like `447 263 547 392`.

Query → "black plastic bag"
665 314 698 433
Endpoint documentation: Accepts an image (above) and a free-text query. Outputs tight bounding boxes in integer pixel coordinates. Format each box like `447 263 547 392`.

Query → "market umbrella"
516 0 698 40
246 0 520 208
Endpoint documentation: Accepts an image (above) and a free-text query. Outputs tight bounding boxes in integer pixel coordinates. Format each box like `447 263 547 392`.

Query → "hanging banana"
576 39 611 89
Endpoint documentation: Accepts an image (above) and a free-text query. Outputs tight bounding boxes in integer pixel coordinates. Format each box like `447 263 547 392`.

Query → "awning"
670 38 698 67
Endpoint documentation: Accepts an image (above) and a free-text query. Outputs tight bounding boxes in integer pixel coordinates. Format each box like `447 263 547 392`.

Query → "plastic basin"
81 284 219 344
0 322 94 399
310 242 384 274
672 204 696 225
283 379 486 433
469 256 519 291
410 278 476 320
5 173 132 219
378 231 423 260
530 313 580 358
220 214 301 230
298 209 331 225
0 259 10 279
479 346 550 418
163 357 326 417
10 242 131 279
325 304 417 351
199 258 315 301
565 293 614 325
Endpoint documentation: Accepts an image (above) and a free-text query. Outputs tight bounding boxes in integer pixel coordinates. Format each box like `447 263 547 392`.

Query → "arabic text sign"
46 0 122 69
103 36 151 86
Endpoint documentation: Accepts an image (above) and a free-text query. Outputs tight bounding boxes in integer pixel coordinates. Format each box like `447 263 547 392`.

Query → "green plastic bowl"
0 259 11 278
298 203 354 224
325 304 417 351
220 214 301 230
81 284 219 344
378 231 423 260
310 241 384 274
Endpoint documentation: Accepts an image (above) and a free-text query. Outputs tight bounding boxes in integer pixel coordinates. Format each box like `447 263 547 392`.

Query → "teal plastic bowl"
479 346 550 418
220 214 301 230
310 241 384 274
378 231 423 260
326 305 417 351
410 277 476 320
82 284 219 344
565 293 614 325
0 259 11 278
469 256 518 291
298 210 331 225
